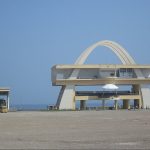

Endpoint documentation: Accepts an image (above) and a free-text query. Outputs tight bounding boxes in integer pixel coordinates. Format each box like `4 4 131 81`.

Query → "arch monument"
51 40 150 110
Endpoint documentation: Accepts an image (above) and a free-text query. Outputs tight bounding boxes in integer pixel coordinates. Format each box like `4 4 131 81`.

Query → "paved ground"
0 110 150 149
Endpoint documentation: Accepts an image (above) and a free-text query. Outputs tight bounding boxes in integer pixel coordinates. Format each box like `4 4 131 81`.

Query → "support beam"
75 95 140 100
55 78 150 86
102 100 105 110
80 101 86 110
140 87 150 109
123 100 130 109
138 98 142 109
114 100 118 110
132 84 142 109
134 99 141 109
7 94 9 110
56 85 75 110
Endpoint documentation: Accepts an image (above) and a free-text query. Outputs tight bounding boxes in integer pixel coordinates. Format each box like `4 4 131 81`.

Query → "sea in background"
10 104 48 111
10 100 134 111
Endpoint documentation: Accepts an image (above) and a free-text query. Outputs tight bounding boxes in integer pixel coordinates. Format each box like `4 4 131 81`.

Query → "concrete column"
80 101 86 110
114 100 118 110
139 99 142 109
7 94 9 110
140 87 150 109
102 100 105 110
132 84 143 109
134 99 140 109
57 85 75 110
123 100 130 109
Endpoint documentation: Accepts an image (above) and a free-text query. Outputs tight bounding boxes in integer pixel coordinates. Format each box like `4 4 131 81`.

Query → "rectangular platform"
54 64 150 69
54 78 150 85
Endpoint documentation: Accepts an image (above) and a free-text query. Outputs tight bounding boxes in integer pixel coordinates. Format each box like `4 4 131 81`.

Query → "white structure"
0 88 10 110
102 84 119 90
51 40 150 110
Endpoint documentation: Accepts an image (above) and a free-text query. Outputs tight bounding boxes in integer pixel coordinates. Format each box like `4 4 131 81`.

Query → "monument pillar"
80 101 86 110
114 100 118 110
123 100 130 109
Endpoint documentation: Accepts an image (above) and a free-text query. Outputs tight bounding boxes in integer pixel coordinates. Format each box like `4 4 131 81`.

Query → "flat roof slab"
54 64 150 69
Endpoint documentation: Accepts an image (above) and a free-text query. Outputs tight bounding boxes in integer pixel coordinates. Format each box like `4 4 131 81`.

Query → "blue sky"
0 0 150 105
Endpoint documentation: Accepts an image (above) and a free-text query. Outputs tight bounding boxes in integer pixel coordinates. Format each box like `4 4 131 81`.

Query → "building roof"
0 88 10 95
53 64 150 69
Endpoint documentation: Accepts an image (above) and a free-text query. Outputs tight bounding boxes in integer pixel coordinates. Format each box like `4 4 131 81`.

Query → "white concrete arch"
70 40 135 79
75 40 135 65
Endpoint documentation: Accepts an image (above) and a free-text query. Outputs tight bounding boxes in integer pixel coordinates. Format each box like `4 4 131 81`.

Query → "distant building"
51 40 150 110
0 88 10 110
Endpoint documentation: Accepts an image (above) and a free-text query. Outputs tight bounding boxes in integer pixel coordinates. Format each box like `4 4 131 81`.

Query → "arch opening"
78 46 122 64
70 40 135 79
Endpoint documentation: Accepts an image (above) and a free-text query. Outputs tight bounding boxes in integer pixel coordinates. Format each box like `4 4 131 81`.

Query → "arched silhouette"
75 40 135 64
